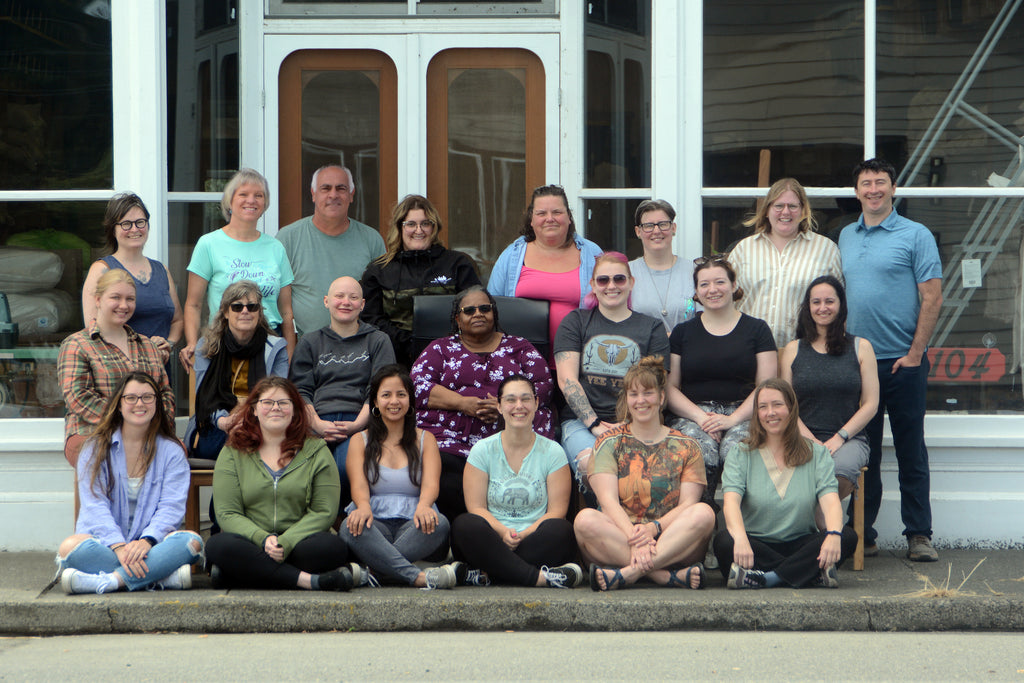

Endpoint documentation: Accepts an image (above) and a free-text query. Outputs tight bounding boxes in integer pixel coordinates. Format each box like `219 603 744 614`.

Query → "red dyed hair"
227 376 311 467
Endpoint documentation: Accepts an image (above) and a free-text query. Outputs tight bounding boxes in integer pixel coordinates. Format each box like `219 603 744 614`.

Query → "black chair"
412 295 551 361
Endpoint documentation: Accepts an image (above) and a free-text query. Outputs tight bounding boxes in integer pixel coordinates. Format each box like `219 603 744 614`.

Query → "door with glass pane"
278 50 398 231
426 49 546 280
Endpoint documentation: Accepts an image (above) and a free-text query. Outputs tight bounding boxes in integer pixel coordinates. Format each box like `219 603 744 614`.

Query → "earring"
371 406 380 417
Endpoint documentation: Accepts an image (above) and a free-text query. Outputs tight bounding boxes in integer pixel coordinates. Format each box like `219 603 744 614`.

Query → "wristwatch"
837 428 850 442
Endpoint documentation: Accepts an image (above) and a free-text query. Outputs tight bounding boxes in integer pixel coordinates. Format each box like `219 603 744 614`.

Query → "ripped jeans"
57 531 204 591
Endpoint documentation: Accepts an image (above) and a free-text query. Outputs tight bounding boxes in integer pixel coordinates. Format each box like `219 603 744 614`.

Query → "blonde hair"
741 178 816 235
221 168 270 222
375 194 443 267
94 268 136 298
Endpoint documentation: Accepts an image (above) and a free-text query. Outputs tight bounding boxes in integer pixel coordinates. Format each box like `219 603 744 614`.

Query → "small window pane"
0 3 112 190
583 198 645 260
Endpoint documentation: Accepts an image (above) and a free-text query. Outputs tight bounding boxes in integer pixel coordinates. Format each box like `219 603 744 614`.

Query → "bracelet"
825 530 842 537
586 417 600 431
652 520 663 539
142 536 157 547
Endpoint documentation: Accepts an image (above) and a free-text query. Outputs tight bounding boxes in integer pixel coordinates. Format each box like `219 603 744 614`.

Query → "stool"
852 466 868 571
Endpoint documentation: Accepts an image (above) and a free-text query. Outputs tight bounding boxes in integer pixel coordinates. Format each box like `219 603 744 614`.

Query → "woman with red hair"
204 376 353 591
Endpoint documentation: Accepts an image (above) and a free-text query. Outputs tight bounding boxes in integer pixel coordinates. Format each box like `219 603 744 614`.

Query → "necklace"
642 256 676 318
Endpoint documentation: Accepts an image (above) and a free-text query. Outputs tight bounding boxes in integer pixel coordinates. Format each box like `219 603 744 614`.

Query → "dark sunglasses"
459 304 494 315
229 302 261 313
594 274 628 286
693 254 729 267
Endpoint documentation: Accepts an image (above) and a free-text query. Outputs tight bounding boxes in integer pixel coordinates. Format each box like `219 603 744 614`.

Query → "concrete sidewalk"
2 549 1022 635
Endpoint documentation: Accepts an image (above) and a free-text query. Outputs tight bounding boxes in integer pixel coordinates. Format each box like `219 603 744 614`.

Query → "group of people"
54 156 942 595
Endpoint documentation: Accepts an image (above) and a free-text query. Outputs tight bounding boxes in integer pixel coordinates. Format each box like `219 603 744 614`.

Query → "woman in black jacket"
360 194 480 368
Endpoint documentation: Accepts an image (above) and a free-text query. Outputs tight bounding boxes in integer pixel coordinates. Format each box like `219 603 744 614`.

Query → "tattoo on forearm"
563 379 596 425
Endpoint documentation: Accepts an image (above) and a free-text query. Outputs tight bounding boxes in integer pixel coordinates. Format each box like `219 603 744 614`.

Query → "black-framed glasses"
122 393 156 405
459 304 494 315
116 218 149 231
402 220 436 230
638 220 673 233
257 398 293 410
594 274 628 286
229 302 260 313
693 254 728 267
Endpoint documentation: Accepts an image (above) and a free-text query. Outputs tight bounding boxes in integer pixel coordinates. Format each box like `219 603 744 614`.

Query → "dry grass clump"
901 558 986 598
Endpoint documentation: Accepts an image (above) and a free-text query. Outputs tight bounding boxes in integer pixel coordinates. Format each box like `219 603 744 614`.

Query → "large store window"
703 1 864 187
0 1 112 191
426 49 545 281
277 50 398 232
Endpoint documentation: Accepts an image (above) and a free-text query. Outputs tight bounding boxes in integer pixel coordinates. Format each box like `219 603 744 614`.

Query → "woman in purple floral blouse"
411 286 554 522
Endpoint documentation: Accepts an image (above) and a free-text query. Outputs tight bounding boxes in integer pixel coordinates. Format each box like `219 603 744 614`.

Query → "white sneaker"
423 564 458 590
156 564 193 590
60 568 119 595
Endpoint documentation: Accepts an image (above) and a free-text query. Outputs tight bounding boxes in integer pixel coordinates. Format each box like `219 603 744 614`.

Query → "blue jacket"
487 234 604 307
75 431 190 546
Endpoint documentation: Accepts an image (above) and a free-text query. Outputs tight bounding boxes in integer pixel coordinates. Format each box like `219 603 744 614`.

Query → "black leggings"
437 451 468 522
712 527 858 587
206 531 348 589
451 513 576 587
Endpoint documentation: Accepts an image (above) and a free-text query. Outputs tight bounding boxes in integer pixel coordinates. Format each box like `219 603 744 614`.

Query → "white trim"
863 0 876 160
678 0 704 265
560 3 583 231
701 187 1024 198
240 1 268 232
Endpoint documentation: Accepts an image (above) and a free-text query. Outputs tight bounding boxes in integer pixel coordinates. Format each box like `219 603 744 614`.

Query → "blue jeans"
339 515 450 585
321 410 359 508
58 532 203 591
861 354 932 542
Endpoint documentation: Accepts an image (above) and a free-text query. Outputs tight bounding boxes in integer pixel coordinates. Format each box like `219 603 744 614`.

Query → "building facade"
1 0 1022 549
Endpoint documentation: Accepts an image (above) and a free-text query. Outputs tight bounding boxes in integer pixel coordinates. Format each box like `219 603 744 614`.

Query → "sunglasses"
693 254 729 267
594 274 628 286
229 302 261 313
459 304 494 315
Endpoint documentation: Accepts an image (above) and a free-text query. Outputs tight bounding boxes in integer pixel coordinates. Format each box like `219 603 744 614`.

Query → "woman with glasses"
181 168 295 373
411 286 553 522
667 255 777 512
554 253 669 499
488 185 604 359
728 178 842 347
185 281 289 461
205 376 353 591
451 375 582 588
82 193 183 364
360 194 481 368
56 372 203 595
628 199 696 335
59 269 175 475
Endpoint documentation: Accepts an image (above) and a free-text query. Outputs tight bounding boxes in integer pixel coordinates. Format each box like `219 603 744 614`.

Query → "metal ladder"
896 0 1024 347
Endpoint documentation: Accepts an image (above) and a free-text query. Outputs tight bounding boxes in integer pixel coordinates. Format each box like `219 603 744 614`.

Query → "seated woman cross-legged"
205 377 353 591
574 357 716 591
451 375 583 588
713 378 858 589
340 366 465 589
57 372 203 594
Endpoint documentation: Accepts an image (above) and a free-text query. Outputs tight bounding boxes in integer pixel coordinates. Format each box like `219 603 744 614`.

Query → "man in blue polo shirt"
838 158 943 562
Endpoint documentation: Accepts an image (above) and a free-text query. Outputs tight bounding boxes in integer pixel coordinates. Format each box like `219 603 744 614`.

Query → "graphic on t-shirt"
226 256 278 299
318 350 370 366
488 473 546 521
582 334 640 388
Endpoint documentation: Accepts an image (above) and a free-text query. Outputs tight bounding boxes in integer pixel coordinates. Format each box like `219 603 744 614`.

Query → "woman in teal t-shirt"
450 375 582 588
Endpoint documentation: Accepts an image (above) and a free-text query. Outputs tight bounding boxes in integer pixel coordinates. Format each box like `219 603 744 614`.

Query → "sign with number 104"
927 347 1005 383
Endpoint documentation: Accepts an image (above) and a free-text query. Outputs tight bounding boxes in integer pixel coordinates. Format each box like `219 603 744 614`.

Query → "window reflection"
0 1 112 190
584 199 645 260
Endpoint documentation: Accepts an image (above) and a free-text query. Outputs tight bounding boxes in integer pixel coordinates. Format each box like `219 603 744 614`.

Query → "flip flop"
667 562 705 590
589 564 627 592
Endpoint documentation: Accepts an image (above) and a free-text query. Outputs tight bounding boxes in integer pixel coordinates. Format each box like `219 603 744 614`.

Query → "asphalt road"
2 631 1023 681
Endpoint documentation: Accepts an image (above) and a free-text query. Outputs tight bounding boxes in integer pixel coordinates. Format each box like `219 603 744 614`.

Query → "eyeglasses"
771 203 801 213
402 220 436 230
257 398 293 410
459 304 494 315
229 302 260 313
116 219 149 231
693 254 728 267
638 220 673 233
594 274 628 286
500 393 536 406
122 393 156 405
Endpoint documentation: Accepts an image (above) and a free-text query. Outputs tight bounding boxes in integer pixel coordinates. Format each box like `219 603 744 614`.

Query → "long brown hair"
86 371 181 498
615 356 667 424
200 280 272 357
363 365 420 486
745 378 811 467
227 376 310 468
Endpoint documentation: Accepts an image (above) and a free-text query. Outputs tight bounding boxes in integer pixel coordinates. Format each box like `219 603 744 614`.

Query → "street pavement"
1 548 1022 635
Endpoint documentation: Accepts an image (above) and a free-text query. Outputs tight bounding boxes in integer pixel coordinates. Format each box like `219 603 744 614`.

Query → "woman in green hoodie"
205 376 353 591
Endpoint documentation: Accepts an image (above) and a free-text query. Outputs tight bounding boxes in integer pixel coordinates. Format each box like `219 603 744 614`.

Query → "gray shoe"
817 565 839 588
423 564 458 590
726 562 766 590
348 563 380 588
907 535 938 562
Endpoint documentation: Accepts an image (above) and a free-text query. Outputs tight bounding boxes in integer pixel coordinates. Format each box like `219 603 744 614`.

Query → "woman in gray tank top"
781 275 879 501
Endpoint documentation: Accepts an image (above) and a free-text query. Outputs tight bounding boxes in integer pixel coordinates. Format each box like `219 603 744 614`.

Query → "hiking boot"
907 535 938 562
